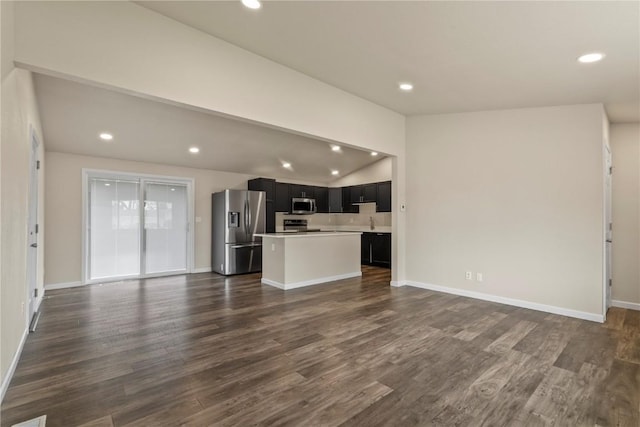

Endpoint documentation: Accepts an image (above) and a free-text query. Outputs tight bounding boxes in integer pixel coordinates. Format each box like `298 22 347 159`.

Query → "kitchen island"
255 231 362 290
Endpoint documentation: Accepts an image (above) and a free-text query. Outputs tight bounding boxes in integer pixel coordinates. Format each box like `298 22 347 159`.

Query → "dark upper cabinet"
247 178 275 201
350 184 377 204
376 181 392 212
275 182 290 213
349 186 361 204
289 185 315 199
328 187 342 213
248 178 276 232
343 186 358 213
314 186 329 213
362 184 377 203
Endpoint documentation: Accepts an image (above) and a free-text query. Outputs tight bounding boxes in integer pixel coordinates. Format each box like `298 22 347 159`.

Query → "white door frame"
26 127 41 326
82 168 195 285
602 142 613 319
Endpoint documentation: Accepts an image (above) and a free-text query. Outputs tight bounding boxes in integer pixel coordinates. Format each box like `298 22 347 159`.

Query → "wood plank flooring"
1 266 639 426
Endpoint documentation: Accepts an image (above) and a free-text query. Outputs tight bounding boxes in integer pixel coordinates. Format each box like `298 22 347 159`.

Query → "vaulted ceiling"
138 0 639 123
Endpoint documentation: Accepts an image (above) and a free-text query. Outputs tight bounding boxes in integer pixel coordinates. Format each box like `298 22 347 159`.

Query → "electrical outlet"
465 271 473 280
476 273 483 282
271 243 275 251
21 302 25 314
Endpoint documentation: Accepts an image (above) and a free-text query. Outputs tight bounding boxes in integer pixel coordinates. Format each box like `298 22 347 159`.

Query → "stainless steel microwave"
291 198 317 215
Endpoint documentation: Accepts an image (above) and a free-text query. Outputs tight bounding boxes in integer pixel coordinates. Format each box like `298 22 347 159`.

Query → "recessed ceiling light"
170 188 175 191
282 162 291 168
189 147 200 153
371 152 378 156
241 0 261 9
331 170 339 176
99 133 113 141
578 52 605 63
399 83 414 92
331 145 341 152
104 183 111 187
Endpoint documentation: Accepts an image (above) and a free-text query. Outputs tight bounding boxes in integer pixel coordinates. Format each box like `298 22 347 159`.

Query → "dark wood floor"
1 266 639 426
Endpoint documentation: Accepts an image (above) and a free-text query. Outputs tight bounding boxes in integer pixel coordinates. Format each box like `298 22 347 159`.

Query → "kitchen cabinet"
289 184 315 199
275 182 290 212
350 184 377 204
361 232 391 268
314 186 329 213
342 186 358 213
376 181 392 212
247 178 276 233
328 187 342 213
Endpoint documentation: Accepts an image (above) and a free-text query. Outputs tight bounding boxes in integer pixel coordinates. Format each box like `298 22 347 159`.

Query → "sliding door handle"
30 243 37 248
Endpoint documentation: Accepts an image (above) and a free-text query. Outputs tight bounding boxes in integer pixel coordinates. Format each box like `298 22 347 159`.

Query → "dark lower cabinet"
361 232 391 268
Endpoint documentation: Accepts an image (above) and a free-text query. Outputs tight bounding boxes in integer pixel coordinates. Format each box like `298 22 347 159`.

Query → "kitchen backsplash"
276 203 391 231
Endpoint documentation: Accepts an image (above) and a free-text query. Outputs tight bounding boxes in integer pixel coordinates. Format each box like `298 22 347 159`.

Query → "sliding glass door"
89 177 141 280
86 172 191 283
144 182 188 275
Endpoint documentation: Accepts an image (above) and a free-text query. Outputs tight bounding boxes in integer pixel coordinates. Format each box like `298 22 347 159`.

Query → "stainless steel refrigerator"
212 189 266 275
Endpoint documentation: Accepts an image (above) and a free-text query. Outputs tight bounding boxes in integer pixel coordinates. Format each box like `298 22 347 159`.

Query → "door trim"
602 142 612 320
82 168 195 285
26 127 41 328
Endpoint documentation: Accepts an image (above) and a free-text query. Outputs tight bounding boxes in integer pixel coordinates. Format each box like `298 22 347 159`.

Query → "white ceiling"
138 0 640 123
34 74 382 184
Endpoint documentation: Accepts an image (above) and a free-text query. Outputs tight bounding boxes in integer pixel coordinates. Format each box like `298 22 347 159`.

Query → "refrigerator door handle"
244 199 249 237
247 199 253 234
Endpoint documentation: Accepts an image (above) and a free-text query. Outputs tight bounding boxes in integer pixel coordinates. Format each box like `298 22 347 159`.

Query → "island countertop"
255 231 362 239
257 231 362 290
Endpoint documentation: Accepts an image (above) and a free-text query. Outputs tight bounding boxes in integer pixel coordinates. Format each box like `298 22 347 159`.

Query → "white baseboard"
1 328 28 404
612 299 640 311
390 280 407 287
192 267 212 274
44 281 83 291
262 271 362 290
404 281 604 323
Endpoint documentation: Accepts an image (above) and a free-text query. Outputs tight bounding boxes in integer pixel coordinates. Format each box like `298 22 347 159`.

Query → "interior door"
27 133 39 328
605 145 613 311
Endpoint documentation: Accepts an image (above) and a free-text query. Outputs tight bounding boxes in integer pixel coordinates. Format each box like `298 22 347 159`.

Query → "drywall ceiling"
138 1 640 123
34 74 382 184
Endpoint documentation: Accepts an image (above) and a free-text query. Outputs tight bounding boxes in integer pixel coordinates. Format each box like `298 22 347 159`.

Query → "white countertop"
255 231 362 239
273 226 392 233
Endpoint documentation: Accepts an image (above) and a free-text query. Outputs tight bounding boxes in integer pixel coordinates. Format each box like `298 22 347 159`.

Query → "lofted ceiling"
34 74 382 184
138 0 640 123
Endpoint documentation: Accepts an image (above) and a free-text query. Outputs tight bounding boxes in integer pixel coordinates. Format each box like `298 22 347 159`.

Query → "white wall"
13 0 407 283
405 104 606 319
330 157 392 187
1 0 46 393
45 151 265 286
610 123 640 306
13 1 404 156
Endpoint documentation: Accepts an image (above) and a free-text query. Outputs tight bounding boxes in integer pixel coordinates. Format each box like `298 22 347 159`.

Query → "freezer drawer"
222 243 262 275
